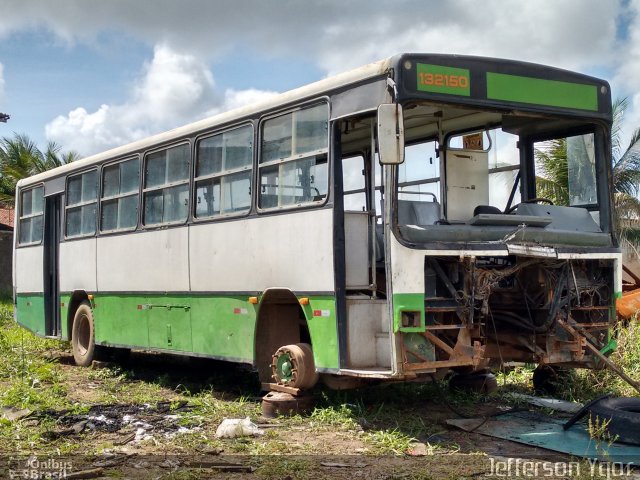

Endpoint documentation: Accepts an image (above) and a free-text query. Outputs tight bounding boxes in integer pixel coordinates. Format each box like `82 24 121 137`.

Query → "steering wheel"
505 197 554 214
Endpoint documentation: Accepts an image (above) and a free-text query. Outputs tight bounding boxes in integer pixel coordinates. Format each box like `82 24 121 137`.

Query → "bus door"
43 194 62 337
339 117 383 295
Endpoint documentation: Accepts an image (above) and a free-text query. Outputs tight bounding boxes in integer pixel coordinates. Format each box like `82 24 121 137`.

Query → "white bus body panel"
389 234 425 294
60 238 97 292
189 209 334 292
14 246 44 293
97 229 190 292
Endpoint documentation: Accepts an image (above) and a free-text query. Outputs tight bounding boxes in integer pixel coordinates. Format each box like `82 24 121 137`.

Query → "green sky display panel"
486 72 598 111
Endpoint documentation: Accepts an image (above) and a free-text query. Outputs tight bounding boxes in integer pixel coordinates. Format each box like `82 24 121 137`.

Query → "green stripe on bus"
16 294 45 336
17 292 340 370
486 72 598 111
300 296 340 369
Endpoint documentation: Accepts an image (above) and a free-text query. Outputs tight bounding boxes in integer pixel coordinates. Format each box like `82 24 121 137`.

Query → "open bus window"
259 103 329 209
259 156 328 208
395 127 521 227
66 170 98 238
534 133 597 207
18 186 44 245
143 143 190 226
195 125 253 218
100 158 139 232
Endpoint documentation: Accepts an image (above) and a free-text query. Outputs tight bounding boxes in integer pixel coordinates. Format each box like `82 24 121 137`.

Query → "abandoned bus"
13 54 620 390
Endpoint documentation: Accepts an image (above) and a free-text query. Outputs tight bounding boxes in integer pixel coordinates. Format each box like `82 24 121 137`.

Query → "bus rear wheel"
72 302 97 367
271 343 319 390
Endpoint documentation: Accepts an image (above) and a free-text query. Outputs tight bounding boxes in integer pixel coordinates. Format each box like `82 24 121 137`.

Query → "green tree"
0 133 79 205
535 98 640 248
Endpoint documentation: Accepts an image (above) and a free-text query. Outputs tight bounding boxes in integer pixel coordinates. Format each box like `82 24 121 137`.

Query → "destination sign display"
416 63 471 96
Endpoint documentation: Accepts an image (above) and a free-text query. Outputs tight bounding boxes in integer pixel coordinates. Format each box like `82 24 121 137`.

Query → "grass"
0 299 70 411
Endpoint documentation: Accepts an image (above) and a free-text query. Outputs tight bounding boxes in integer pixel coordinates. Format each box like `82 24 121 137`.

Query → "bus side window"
195 124 253 219
66 170 98 238
100 158 139 232
18 186 44 245
143 143 190 226
259 103 329 209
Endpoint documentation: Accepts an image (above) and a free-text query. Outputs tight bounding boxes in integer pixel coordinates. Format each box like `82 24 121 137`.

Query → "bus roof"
19 53 611 188
20 57 393 187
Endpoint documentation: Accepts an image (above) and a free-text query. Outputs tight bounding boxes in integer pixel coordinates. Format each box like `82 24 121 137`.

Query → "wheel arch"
253 288 313 384
66 290 91 340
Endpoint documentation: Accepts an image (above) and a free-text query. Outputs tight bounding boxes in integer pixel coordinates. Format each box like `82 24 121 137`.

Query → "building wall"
0 207 14 229
0 231 12 295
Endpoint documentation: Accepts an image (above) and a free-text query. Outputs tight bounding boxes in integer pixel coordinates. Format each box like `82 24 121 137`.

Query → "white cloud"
318 0 619 75
8 0 631 153
602 1 640 158
0 1 621 73
45 44 276 155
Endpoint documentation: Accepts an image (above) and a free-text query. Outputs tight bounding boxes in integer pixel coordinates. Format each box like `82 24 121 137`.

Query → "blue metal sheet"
446 411 640 464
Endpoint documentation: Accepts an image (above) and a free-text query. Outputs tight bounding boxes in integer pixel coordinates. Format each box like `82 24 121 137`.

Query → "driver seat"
473 205 502 216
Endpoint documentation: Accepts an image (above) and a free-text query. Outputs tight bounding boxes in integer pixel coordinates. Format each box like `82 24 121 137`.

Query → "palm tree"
0 133 79 205
535 98 640 248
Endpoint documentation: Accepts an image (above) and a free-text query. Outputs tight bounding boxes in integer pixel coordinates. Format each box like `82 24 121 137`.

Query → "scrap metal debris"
38 401 200 443
1 406 32 422
320 461 368 468
506 393 583 414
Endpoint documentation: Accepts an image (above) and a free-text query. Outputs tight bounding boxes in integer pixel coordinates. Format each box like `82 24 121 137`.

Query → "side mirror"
377 104 405 165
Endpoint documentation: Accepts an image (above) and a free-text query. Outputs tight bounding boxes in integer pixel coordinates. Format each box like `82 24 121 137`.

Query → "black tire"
71 302 97 367
587 397 640 445
449 372 498 394
532 365 570 396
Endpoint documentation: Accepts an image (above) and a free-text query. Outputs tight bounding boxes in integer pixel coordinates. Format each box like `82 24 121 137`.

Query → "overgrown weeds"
0 299 69 411
555 318 640 401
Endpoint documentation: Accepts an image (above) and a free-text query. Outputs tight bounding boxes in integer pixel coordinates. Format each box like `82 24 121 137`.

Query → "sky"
0 0 638 158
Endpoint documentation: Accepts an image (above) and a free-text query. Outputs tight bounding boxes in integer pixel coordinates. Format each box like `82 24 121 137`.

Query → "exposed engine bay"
401 255 614 372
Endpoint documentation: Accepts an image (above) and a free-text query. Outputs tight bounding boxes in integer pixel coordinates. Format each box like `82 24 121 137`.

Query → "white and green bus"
13 54 621 390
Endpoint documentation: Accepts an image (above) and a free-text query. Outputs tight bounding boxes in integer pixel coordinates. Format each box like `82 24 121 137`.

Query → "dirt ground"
1 348 636 480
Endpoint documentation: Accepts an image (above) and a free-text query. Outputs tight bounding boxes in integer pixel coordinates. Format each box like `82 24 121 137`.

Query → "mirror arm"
386 76 398 102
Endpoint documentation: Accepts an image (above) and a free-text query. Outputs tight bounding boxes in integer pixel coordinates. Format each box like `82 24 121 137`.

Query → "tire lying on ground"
587 397 640 445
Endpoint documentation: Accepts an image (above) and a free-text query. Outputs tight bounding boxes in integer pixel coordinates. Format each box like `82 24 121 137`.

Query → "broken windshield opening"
395 105 607 247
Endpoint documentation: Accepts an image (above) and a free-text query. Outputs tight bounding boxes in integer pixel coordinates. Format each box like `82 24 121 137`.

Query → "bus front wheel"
71 302 97 367
271 343 319 390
